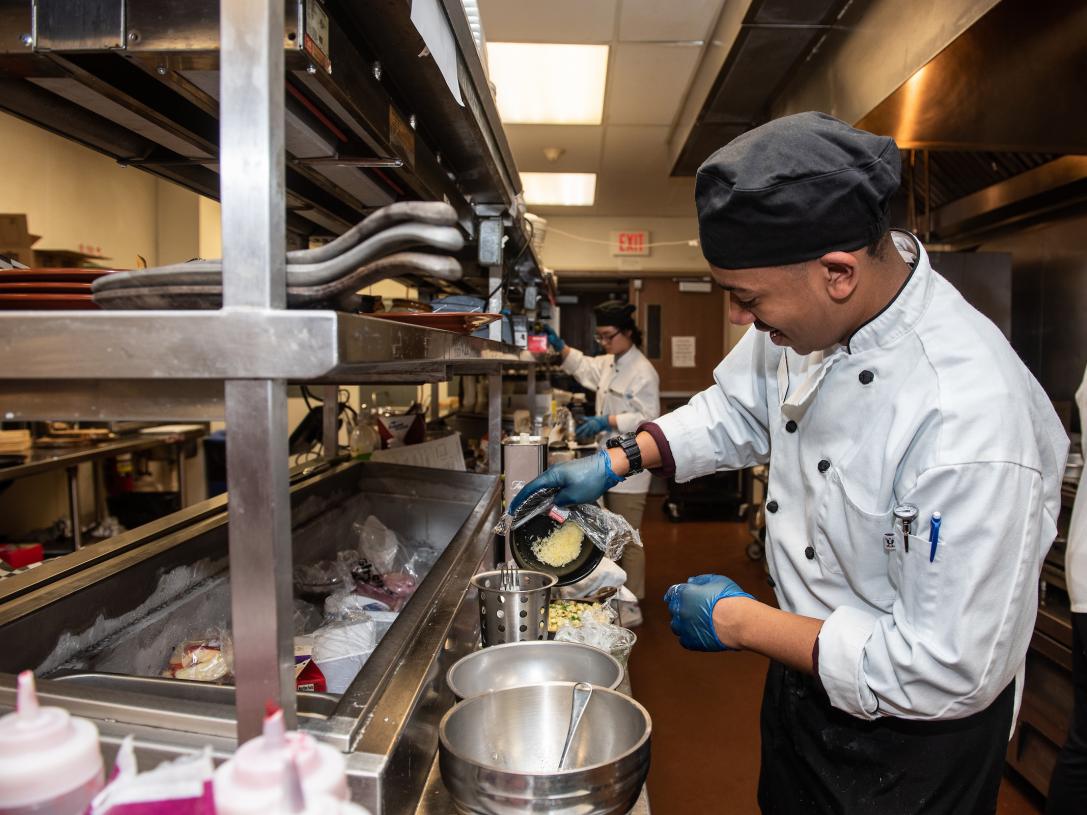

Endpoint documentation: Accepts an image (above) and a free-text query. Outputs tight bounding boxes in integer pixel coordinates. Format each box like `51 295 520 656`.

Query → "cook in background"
512 112 1069 813
542 301 660 622
1048 362 1087 814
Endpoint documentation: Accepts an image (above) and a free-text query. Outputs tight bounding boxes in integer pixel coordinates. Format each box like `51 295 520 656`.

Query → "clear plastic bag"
555 621 636 669
354 516 400 574
494 487 642 561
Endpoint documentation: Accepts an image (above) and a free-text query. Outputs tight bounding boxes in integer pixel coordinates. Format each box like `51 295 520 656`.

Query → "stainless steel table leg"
175 443 188 508
92 460 107 526
488 371 502 475
66 465 82 550
321 384 338 459
526 363 537 428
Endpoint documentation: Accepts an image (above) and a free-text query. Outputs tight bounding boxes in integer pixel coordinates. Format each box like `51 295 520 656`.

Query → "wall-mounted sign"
611 230 650 256
672 336 696 368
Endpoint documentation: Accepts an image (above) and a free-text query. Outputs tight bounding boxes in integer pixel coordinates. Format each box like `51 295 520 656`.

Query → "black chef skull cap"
695 111 901 270
594 300 636 329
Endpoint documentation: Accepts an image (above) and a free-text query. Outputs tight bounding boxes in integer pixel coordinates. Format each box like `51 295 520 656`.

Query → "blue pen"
928 512 942 563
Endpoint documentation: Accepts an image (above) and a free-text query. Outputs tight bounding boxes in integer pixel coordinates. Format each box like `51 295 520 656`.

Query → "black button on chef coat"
766 500 779 513
785 420 798 433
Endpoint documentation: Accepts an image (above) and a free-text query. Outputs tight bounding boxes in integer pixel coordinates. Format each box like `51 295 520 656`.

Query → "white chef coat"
653 231 1069 721
1066 364 1087 612
562 344 660 494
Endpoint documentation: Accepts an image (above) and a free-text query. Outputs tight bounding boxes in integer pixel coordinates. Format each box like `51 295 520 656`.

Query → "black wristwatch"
606 432 644 475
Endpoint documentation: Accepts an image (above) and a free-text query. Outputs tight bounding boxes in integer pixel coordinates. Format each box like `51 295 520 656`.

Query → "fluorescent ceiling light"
521 172 596 206
486 43 608 125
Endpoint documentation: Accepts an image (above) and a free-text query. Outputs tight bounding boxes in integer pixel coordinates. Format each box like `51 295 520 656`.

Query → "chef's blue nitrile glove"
508 450 623 514
543 324 565 352
575 415 611 440
663 574 755 652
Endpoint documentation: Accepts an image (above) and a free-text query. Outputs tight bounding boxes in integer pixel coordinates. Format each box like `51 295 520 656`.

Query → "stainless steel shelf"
0 311 530 420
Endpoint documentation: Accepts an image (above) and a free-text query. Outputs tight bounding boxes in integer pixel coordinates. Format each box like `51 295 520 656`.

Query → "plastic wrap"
555 621 636 669
91 737 215 814
354 516 400 573
494 488 642 561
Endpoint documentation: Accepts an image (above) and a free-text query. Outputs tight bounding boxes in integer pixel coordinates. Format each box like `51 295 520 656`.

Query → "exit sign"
611 230 650 256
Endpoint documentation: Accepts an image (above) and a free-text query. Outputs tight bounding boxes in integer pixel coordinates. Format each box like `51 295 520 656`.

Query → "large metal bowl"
447 641 624 700
439 682 651 814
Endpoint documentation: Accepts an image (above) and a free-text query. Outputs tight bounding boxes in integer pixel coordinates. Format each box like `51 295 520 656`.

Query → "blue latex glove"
663 574 755 652
509 450 623 515
575 415 611 440
543 324 565 352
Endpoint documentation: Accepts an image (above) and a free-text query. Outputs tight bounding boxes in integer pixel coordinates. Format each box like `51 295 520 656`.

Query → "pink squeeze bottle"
0 671 104 815
213 707 349 815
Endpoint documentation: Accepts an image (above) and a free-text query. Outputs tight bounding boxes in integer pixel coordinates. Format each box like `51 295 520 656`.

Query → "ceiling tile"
599 125 671 172
506 125 604 172
478 0 617 43
606 44 701 126
618 0 723 42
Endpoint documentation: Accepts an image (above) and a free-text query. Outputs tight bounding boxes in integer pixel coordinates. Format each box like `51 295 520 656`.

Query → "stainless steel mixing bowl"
439 682 651 814
446 641 624 700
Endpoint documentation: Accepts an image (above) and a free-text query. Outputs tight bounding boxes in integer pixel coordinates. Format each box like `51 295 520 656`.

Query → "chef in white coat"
511 112 1069 813
1048 363 1087 813
542 301 660 609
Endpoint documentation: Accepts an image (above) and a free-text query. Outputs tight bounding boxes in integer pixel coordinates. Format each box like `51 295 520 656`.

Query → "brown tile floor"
627 502 1048 814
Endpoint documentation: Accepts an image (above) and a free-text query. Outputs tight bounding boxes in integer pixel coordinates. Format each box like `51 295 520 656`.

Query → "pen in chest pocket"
928 512 942 562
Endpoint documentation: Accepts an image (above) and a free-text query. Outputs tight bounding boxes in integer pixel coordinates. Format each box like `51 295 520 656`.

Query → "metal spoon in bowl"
558 682 593 770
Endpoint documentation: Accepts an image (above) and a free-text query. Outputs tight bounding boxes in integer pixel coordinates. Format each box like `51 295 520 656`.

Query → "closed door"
631 279 728 394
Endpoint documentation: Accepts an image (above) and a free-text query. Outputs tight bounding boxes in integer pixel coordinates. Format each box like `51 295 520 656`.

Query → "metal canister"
471 569 556 647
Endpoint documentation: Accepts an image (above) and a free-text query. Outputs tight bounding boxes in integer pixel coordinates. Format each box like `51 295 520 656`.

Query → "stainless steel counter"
0 459 503 815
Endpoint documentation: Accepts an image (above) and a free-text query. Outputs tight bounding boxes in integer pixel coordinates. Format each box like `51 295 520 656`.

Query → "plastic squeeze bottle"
0 671 104 815
213 707 349 815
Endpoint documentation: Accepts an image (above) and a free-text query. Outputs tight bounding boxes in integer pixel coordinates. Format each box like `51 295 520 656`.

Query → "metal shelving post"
219 0 295 739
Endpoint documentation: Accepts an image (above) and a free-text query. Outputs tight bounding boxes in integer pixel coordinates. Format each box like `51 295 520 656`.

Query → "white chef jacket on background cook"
562 344 660 495
1066 364 1087 612
653 231 1068 721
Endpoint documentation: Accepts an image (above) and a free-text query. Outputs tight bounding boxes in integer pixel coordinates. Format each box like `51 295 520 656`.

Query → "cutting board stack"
0 267 114 310
0 429 31 455
92 201 467 312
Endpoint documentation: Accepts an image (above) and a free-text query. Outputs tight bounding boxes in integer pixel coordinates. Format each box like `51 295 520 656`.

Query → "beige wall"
0 112 161 267
538 216 706 275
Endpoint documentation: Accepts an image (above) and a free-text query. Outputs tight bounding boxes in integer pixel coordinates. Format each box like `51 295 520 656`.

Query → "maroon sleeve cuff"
637 421 676 478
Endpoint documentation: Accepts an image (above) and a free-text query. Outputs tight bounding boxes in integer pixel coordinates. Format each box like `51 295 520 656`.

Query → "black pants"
1048 612 1087 814
758 661 1015 814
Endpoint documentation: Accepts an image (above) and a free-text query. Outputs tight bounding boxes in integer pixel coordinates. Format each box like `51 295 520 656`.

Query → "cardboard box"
0 213 41 267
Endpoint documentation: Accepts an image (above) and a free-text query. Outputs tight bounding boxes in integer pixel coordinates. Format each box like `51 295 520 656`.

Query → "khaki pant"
604 491 647 600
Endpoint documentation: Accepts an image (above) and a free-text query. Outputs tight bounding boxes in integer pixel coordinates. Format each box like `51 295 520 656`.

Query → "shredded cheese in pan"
531 521 585 567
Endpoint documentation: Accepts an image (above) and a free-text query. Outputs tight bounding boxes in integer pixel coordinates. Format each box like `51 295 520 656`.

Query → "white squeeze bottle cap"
213 706 349 815
0 671 104 815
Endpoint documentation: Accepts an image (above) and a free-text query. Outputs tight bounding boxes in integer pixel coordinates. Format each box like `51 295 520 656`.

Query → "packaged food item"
547 599 615 633
213 708 349 815
0 670 105 815
162 633 232 683
294 638 327 694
